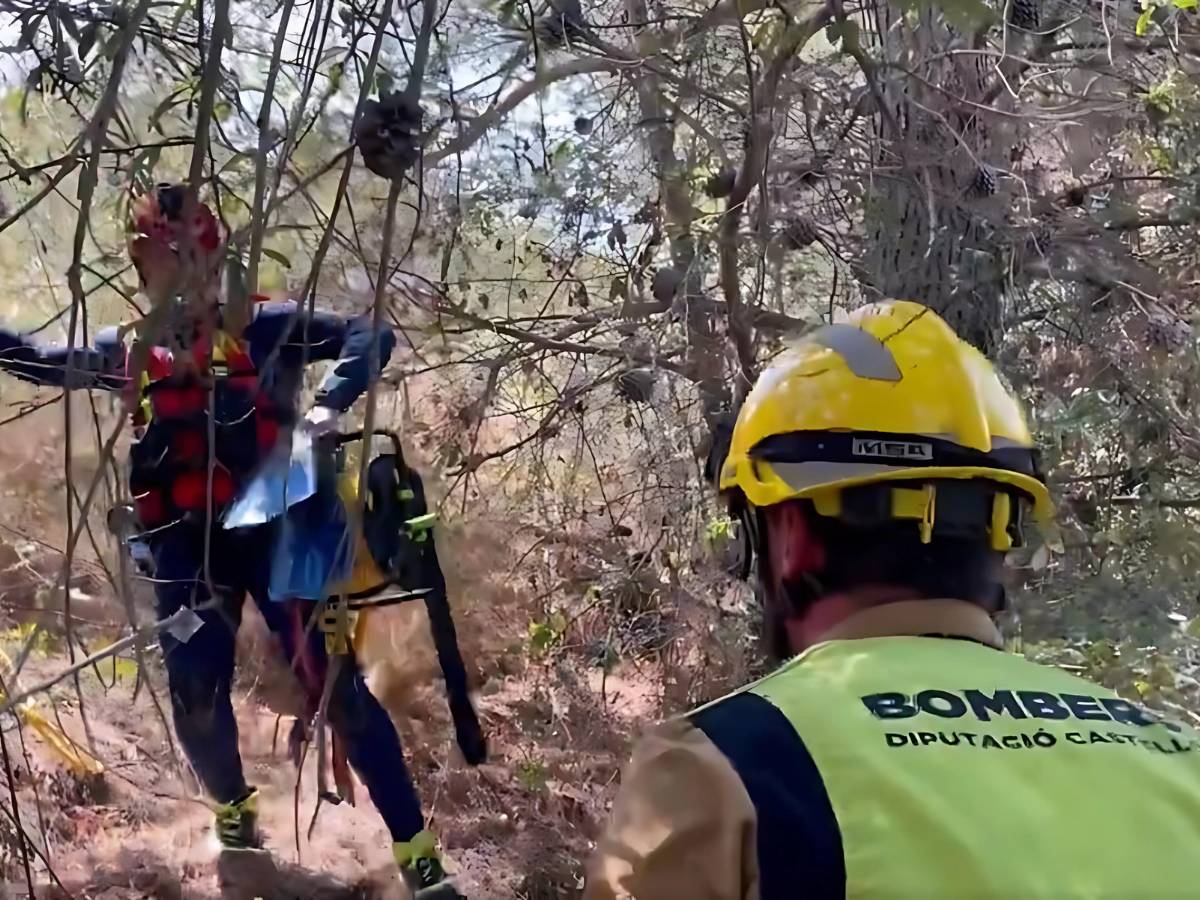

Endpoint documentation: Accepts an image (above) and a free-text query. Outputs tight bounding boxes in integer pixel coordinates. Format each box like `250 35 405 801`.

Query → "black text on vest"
860 689 1183 732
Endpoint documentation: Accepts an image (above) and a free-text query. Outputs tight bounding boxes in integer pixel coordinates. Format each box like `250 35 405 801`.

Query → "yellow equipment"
0 648 104 778
315 430 437 656
719 300 1053 551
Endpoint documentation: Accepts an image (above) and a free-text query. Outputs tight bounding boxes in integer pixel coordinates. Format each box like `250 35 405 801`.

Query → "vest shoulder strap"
689 691 845 900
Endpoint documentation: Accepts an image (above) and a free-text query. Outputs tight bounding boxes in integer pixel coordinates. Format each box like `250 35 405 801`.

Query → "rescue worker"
0 184 457 896
584 300 1200 899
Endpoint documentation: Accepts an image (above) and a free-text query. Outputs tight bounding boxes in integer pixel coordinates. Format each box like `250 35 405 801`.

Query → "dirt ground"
0 394 751 900
0 514 673 900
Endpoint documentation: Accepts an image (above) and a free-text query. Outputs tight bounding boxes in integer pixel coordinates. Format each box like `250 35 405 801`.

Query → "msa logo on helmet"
852 438 933 461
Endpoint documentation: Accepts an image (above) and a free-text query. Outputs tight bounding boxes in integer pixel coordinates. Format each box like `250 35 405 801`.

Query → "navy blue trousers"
150 521 424 842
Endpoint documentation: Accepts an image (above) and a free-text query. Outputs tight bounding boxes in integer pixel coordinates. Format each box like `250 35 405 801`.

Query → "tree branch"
425 58 626 165
246 0 298 300
719 1 833 390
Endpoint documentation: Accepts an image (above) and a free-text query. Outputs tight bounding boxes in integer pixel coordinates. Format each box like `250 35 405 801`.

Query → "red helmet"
128 183 226 303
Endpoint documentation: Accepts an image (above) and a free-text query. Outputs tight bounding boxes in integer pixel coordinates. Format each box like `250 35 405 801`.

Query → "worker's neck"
786 585 921 652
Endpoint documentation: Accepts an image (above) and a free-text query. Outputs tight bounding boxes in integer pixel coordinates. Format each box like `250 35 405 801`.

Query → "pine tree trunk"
860 2 1010 354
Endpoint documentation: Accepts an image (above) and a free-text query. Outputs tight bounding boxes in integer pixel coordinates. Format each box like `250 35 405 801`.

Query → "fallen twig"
0 604 208 718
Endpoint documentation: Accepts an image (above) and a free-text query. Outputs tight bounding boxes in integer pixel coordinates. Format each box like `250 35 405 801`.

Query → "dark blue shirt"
0 300 396 416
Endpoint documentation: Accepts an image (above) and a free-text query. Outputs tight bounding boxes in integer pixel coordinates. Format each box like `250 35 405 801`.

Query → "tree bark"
860 2 1008 353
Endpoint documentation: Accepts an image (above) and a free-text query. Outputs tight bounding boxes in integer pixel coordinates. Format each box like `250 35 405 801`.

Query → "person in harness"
584 300 1200 900
0 183 483 896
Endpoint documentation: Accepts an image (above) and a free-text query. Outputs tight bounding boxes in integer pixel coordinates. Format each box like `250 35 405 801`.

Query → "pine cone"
1008 0 1040 30
781 217 820 250
651 267 684 304
970 165 998 197
616 368 656 403
705 169 736 199
1145 314 1189 352
354 91 424 181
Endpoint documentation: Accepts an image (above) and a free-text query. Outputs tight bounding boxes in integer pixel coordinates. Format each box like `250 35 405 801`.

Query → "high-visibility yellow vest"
690 635 1200 899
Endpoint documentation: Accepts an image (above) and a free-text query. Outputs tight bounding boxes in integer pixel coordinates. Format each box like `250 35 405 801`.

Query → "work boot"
214 788 262 851
395 830 463 898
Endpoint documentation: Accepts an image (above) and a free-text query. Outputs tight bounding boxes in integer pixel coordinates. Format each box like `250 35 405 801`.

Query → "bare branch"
246 0 299 299
426 58 626 165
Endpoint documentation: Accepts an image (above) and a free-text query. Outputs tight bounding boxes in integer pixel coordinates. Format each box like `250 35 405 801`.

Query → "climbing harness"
126 328 284 532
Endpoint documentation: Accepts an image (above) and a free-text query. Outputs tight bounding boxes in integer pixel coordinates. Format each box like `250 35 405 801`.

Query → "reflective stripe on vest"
691 636 1200 899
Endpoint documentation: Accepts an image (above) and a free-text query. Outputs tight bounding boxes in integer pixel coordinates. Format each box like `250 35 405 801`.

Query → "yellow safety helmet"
719 300 1053 552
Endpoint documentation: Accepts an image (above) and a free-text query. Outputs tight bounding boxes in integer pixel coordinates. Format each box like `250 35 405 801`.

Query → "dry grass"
0 365 761 898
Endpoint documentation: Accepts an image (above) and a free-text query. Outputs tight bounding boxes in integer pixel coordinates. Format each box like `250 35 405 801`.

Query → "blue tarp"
267 489 355 601
224 431 354 601
223 431 321 529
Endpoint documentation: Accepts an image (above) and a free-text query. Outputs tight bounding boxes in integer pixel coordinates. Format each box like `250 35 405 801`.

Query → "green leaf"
213 100 233 122
526 611 567 656
1136 6 1155 34
170 0 194 33
262 248 292 268
705 515 736 544
1 88 26 120
128 146 163 193
1147 141 1174 171
938 0 996 30
527 621 557 655
217 150 254 175
895 0 995 31
59 13 80 40
1030 544 1051 571
102 30 128 59
147 90 183 135
1173 0 1196 9
18 13 43 51
110 657 138 682
551 140 574 166
825 19 860 52
77 22 98 59
753 17 781 49
258 263 286 292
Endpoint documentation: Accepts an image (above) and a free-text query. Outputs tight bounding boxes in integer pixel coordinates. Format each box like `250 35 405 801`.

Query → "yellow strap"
138 369 152 423
890 483 937 543
211 330 239 370
215 787 258 817
319 604 359 655
990 492 1014 551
